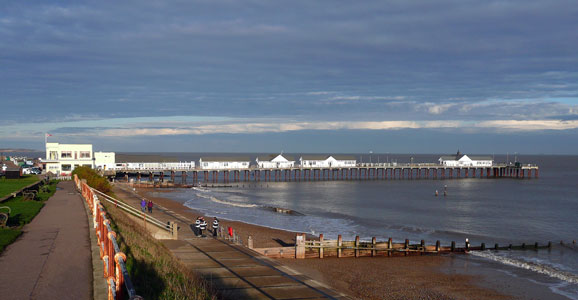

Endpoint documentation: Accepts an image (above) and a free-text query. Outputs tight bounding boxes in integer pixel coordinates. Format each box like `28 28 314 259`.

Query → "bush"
72 166 112 194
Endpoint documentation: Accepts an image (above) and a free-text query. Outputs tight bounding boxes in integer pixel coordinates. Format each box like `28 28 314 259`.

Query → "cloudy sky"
1 0 577 154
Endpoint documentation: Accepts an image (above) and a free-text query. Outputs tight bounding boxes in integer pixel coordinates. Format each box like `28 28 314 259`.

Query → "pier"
108 163 539 185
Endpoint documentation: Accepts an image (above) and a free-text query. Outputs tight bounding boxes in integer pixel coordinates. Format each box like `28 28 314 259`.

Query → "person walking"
194 217 201 237
212 217 219 237
147 200 153 213
199 217 207 237
140 199 146 212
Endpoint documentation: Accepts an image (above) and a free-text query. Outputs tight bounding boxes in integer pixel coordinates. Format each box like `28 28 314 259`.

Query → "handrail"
91 188 170 231
74 175 139 300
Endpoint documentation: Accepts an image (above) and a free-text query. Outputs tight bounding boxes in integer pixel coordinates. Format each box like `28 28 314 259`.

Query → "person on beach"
194 217 201 237
212 217 219 237
199 217 207 237
140 198 146 212
147 200 153 213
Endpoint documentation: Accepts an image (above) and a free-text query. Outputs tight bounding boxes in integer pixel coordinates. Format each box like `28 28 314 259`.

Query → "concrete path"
163 238 350 299
0 181 92 300
114 184 350 299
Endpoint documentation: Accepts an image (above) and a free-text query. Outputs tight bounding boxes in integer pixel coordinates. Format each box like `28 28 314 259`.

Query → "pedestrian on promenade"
212 217 219 237
194 217 201 237
140 198 146 212
199 217 207 237
147 200 153 213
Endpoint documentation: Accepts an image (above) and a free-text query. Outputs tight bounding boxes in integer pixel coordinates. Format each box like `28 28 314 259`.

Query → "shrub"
72 166 112 194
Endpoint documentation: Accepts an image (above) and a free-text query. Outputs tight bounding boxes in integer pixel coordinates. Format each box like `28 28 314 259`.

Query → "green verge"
0 228 22 253
73 166 216 300
0 180 58 253
0 175 39 198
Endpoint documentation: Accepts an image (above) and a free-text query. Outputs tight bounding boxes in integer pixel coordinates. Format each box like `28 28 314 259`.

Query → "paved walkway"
0 181 92 300
114 184 350 299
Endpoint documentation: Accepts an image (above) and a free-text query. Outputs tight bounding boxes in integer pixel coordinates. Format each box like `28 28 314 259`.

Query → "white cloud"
62 119 578 137
329 96 406 101
476 120 578 131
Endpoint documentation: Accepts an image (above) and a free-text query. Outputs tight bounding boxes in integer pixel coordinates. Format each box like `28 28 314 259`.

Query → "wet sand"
124 185 545 300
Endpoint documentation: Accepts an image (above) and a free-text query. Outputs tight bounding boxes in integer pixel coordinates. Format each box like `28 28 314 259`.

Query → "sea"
17 151 578 298
140 153 577 299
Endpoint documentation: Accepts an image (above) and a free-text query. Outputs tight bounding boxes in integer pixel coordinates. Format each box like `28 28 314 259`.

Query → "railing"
91 188 175 235
74 175 138 300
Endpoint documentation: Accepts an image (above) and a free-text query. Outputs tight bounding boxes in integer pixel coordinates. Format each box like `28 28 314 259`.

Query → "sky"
1 0 577 154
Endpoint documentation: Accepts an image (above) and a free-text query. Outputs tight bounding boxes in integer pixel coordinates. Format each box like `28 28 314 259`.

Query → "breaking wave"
470 251 578 285
195 192 259 208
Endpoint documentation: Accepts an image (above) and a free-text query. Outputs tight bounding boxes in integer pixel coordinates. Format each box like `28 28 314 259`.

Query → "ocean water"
136 153 578 299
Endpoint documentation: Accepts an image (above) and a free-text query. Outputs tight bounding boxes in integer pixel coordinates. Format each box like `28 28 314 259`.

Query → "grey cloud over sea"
1 0 577 152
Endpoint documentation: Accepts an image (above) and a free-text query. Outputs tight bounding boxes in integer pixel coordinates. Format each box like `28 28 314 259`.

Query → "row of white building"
123 154 357 171
44 142 493 176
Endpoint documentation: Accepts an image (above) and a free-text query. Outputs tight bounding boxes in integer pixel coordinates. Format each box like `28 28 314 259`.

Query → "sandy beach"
108 185 528 300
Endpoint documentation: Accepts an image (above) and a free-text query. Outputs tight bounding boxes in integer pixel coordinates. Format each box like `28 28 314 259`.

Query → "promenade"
113 185 350 300
0 181 92 299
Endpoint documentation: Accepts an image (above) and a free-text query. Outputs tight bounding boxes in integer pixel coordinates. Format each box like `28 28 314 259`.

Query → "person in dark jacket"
147 200 153 213
194 217 201 237
212 217 219 237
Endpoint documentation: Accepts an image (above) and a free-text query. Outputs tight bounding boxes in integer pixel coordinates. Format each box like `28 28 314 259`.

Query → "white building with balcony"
45 142 94 175
44 143 116 175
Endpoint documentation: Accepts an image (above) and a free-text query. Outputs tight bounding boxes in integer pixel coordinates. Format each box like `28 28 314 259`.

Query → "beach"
117 185 531 300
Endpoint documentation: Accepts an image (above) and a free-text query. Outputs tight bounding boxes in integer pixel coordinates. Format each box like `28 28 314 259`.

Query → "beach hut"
3 161 22 179
256 154 295 169
199 157 251 170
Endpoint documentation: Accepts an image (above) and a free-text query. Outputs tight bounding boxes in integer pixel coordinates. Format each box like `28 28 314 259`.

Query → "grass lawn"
0 228 22 253
0 180 58 253
0 175 40 198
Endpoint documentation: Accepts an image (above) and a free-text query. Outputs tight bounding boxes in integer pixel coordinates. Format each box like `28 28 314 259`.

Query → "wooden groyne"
112 163 539 185
244 234 552 259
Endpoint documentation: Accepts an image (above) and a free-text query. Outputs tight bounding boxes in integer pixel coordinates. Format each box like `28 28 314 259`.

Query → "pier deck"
108 163 539 184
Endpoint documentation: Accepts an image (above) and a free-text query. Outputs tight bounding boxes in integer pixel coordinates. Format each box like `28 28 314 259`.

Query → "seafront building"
256 154 295 168
199 157 251 170
44 142 116 176
94 152 116 170
299 155 357 168
438 151 493 167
